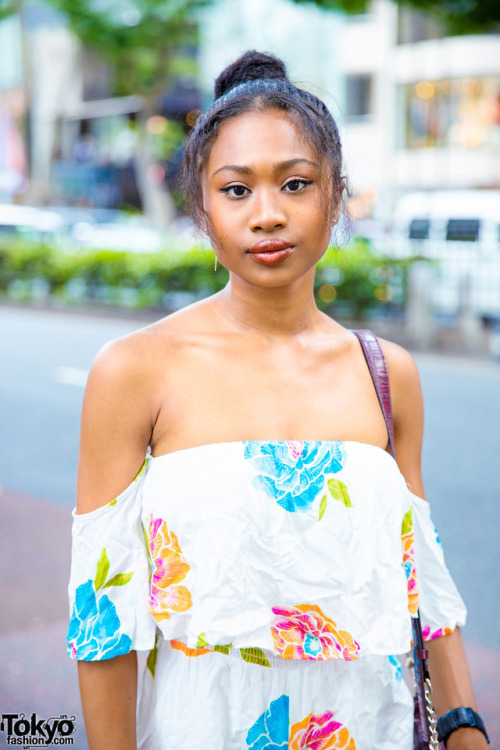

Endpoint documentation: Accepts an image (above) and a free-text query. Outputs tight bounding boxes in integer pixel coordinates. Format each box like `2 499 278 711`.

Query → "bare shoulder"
88 300 211 388
77 318 192 514
88 323 164 392
78 301 220 512
377 338 422 399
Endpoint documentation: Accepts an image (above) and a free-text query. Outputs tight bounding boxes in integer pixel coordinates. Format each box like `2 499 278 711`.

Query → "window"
409 219 430 240
399 76 500 149
346 75 372 119
446 219 480 242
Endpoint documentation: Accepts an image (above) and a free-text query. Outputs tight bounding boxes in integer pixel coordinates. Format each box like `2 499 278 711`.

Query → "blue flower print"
244 440 346 513
67 580 132 661
388 654 402 682
246 695 289 750
434 526 442 548
402 558 413 581
303 633 322 657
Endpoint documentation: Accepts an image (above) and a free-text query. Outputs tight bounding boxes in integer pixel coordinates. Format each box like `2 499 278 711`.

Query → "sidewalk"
0 488 87 750
1 486 499 749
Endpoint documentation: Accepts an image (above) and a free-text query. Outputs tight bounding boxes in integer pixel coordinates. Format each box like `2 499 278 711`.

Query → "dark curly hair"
180 50 346 230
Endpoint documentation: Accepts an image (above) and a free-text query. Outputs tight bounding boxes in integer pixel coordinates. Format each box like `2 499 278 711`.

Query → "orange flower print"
170 639 211 657
289 711 357 749
401 508 419 616
147 515 192 622
271 604 360 661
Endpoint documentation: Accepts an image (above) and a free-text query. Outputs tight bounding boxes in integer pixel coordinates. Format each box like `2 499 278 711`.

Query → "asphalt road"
1 304 499 748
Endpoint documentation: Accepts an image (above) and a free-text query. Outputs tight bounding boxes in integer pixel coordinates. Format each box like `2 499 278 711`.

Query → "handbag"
353 329 440 750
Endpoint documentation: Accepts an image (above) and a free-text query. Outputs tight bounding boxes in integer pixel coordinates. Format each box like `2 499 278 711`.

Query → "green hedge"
0 239 411 319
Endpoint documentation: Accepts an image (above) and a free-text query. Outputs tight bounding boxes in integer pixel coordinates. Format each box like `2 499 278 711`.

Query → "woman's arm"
427 628 487 749
78 652 138 750
75 334 158 749
77 336 157 515
383 342 489 750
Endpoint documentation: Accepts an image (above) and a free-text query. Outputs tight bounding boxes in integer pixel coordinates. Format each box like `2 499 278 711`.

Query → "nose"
249 188 286 233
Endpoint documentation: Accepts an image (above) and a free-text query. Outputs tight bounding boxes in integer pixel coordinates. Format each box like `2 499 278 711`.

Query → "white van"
388 190 500 258
386 190 500 318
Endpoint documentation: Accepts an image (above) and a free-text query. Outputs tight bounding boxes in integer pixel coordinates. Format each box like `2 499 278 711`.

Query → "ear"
199 208 210 235
331 183 345 226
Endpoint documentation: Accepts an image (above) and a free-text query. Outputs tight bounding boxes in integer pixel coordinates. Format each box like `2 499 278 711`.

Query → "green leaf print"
327 479 353 508
319 493 328 520
103 572 134 588
147 636 158 678
402 507 413 536
93 548 110 590
240 647 271 667
134 458 147 482
196 632 209 649
214 643 232 655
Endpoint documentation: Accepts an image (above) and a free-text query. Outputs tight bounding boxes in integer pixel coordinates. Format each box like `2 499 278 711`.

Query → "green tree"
291 0 500 35
43 0 211 226
0 2 15 21
45 0 208 100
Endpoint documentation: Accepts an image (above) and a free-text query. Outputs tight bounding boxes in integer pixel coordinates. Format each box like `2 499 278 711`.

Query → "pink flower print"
286 441 305 460
271 604 360 661
422 625 453 641
289 711 357 749
147 515 192 622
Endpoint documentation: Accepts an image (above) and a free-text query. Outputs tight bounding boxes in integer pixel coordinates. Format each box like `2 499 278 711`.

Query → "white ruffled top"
67 440 466 664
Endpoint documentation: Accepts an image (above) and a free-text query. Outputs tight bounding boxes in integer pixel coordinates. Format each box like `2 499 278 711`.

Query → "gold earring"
214 255 218 271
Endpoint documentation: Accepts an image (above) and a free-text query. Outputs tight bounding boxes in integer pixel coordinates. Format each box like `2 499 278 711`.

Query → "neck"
212 269 325 337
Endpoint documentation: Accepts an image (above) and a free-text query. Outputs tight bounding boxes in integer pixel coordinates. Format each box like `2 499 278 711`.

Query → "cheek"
200 188 221 236
204 190 245 241
200 176 222 232
203 204 235 253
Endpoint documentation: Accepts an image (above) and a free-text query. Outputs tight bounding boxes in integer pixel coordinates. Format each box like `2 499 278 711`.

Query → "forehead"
205 109 318 173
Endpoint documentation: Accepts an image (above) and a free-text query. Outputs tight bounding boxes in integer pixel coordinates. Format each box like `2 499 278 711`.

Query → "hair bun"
214 50 288 99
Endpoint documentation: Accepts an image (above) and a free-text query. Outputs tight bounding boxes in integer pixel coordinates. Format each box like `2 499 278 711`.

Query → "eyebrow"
211 158 319 179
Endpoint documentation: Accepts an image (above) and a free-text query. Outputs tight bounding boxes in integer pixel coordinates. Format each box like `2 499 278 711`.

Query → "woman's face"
201 109 335 288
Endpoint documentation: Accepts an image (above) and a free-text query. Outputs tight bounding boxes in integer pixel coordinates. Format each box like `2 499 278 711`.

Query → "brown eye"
220 185 249 198
283 179 312 192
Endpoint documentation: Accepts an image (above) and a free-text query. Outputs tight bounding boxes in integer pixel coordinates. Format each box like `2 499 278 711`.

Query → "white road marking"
54 366 89 388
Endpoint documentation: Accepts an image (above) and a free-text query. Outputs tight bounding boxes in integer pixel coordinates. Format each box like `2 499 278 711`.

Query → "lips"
247 239 293 266
248 239 292 253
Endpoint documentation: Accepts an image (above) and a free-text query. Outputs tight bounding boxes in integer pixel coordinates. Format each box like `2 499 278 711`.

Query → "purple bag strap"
352 329 434 749
352 330 395 456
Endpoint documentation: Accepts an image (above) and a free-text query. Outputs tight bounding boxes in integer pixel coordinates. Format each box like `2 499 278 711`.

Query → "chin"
231 264 314 290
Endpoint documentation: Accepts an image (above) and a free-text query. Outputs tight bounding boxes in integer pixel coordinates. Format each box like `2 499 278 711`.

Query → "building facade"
0 14 28 201
199 0 500 222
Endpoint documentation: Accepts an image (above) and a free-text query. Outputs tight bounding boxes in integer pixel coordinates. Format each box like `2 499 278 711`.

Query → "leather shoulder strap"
352 329 395 458
353 332 434 743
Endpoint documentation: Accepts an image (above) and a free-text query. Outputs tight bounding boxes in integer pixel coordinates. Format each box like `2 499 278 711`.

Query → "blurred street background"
1 0 500 747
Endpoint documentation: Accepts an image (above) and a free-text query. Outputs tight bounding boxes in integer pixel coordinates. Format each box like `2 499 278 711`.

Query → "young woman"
67 52 489 749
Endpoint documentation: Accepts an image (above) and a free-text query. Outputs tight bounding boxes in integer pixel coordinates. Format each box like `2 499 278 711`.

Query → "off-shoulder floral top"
67 440 466 749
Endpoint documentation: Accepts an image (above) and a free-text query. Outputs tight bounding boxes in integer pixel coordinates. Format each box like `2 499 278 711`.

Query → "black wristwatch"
437 707 490 746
